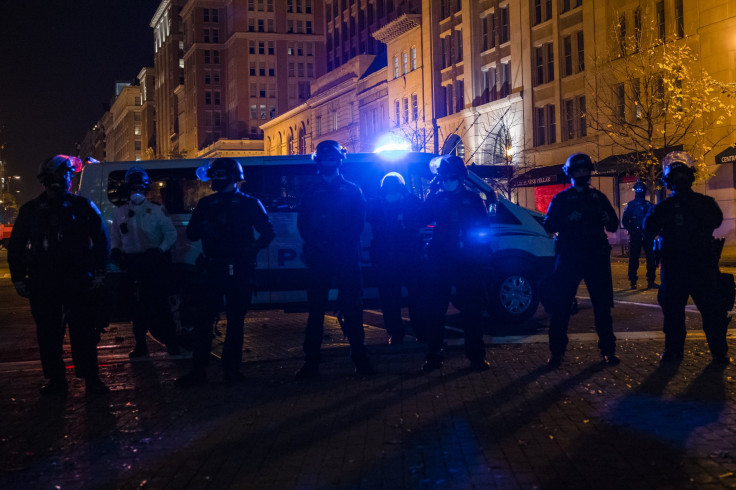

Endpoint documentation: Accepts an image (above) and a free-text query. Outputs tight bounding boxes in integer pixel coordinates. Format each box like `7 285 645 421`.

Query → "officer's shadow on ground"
541 362 729 488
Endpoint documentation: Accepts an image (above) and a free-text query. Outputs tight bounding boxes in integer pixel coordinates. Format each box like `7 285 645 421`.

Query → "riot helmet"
380 172 407 201
37 154 82 191
434 155 468 181
562 153 594 177
661 151 695 190
312 140 347 167
633 181 647 195
196 157 244 192
125 166 151 190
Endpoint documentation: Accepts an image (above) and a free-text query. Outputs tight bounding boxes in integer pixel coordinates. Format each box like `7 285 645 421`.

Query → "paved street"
1 250 736 489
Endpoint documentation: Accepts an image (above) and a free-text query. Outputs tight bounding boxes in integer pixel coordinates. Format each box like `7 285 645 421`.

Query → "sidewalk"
1 307 736 489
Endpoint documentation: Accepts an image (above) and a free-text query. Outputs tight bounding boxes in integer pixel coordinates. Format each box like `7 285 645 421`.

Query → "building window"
402 52 408 74
411 93 418 121
485 67 497 102
534 0 552 25
560 0 583 12
455 80 464 112
615 83 626 120
564 99 575 140
213 50 219 63
205 7 212 19
205 91 212 105
332 110 338 131
534 104 556 146
204 29 210 43
393 55 399 78
250 105 257 119
499 61 510 98
410 47 417 70
394 99 400 126
563 96 586 140
656 1 665 41
617 14 626 57
204 50 211 64
563 36 572 77
675 0 684 38
534 42 554 86
445 84 453 116
500 7 509 44
577 31 585 71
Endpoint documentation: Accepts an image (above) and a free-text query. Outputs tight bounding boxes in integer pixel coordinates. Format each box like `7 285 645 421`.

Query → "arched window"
287 129 294 155
276 132 283 155
298 124 306 154
441 134 465 160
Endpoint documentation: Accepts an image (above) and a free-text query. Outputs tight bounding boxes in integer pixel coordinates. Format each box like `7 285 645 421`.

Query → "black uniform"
544 186 618 358
7 192 109 383
643 189 728 359
297 175 369 368
186 190 275 377
622 196 657 286
421 187 489 365
366 193 423 341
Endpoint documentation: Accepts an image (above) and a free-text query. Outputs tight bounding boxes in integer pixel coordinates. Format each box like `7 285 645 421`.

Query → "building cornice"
151 0 171 28
372 14 421 44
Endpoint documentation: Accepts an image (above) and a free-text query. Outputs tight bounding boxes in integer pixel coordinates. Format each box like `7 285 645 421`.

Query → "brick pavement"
1 306 736 489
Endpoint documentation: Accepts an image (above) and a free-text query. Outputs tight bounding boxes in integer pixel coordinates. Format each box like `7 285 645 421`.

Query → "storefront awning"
595 147 682 176
510 164 565 187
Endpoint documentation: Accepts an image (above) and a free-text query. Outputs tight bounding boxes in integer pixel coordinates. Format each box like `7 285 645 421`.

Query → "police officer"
110 166 179 358
644 151 729 365
8 155 110 395
296 140 373 378
366 172 424 344
543 153 619 367
420 155 491 372
175 157 275 386
622 181 657 289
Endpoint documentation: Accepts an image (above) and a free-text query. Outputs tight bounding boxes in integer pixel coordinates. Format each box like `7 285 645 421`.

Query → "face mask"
442 179 460 192
212 179 230 192
129 192 146 205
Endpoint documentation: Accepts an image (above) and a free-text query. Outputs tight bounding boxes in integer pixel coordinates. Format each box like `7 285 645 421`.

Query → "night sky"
0 1 159 203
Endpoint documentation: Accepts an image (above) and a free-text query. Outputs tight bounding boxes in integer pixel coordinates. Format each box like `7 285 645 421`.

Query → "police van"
78 151 554 325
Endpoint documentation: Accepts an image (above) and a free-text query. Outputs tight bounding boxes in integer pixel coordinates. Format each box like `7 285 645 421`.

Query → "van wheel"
485 264 539 324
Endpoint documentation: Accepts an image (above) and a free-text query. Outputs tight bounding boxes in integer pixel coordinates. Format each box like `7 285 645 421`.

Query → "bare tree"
586 9 735 194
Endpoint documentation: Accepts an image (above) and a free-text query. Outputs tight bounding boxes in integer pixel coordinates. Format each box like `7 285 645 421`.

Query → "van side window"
107 168 213 213
240 164 318 212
